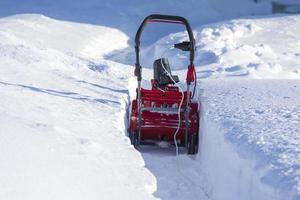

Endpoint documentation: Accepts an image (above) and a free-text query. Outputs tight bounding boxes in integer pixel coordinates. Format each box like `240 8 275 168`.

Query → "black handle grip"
174 41 192 51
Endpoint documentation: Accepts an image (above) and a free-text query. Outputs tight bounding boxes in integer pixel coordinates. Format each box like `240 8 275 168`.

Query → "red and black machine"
128 14 199 154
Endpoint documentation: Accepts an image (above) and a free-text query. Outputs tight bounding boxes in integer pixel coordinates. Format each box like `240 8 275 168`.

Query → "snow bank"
141 14 300 78
196 15 300 200
140 14 300 199
1 1 299 200
195 14 300 79
200 80 300 200
0 0 271 46
0 14 156 200
0 14 128 59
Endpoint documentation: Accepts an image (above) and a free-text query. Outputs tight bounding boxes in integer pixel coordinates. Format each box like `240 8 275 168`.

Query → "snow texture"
0 1 300 200
200 80 300 200
140 14 300 200
0 15 156 200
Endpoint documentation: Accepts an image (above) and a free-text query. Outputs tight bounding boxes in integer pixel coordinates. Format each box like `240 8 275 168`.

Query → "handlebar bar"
134 14 195 81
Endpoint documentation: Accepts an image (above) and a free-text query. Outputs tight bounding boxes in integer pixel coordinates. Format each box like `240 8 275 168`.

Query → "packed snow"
0 0 300 200
0 14 156 200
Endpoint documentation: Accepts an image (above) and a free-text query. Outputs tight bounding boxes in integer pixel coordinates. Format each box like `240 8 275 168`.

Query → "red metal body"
129 84 199 145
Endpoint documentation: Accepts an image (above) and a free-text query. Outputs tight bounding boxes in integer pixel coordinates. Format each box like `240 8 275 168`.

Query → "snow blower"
128 14 199 154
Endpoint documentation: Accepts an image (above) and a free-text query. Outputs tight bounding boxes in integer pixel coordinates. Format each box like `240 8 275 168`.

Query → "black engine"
153 58 179 88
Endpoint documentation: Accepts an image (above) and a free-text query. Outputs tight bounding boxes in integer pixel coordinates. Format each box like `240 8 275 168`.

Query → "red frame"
129 83 199 144
147 19 185 24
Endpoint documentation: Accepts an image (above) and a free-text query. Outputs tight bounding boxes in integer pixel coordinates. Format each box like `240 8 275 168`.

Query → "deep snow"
0 14 156 200
200 79 300 200
135 13 300 200
0 0 271 45
1 1 300 200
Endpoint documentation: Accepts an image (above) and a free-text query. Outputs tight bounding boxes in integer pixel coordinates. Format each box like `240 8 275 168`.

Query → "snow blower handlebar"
133 14 197 149
134 14 195 82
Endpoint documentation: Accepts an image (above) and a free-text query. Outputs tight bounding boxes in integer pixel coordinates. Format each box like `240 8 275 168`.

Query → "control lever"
174 41 191 51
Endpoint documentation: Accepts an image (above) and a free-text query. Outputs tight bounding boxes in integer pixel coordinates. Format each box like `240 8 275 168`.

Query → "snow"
139 13 300 199
1 0 300 200
141 14 300 78
200 79 300 200
0 14 128 60
196 15 300 199
0 0 271 45
0 14 156 200
195 15 300 79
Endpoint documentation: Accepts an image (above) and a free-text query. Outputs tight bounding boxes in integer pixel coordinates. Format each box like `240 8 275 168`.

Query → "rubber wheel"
133 131 139 148
187 134 198 155
128 130 139 148
128 130 134 145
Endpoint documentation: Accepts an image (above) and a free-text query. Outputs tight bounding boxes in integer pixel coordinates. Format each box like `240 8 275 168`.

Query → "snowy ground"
128 13 300 200
0 0 271 45
200 79 300 200
196 16 300 199
186 15 300 200
0 1 300 200
196 17 300 199
0 15 156 200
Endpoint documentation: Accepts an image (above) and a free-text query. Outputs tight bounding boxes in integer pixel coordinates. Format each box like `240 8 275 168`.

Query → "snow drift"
1 0 299 200
0 14 156 200
143 14 300 200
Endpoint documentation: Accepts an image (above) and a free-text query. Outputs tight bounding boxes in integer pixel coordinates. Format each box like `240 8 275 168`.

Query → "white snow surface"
145 14 300 200
0 14 156 200
0 0 271 45
1 1 300 200
200 80 300 200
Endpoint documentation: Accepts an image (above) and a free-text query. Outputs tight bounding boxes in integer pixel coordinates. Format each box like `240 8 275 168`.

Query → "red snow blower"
128 14 199 154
